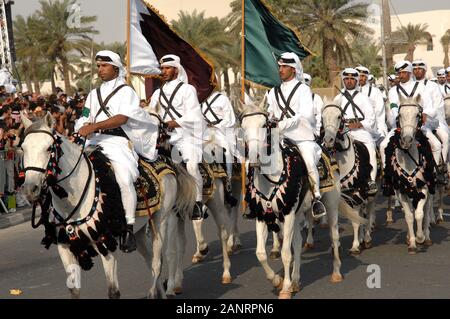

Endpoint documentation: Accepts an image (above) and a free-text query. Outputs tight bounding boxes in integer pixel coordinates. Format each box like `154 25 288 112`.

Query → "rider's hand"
347 122 362 130
166 120 180 129
78 123 96 137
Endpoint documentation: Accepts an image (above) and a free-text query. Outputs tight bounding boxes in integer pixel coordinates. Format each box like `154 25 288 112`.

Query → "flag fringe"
140 0 218 88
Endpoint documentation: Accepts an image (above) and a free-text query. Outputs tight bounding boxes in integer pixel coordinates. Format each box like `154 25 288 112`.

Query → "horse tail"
338 200 368 225
173 164 197 219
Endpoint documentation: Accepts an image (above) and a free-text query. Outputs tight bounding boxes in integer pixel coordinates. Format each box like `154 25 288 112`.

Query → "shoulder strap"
202 93 223 125
397 82 419 99
342 91 365 121
159 82 184 120
95 84 127 119
274 82 301 120
368 85 372 97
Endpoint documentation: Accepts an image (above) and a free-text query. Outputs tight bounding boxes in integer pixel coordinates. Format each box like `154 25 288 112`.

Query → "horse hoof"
192 255 205 264
330 273 343 283
278 291 291 299
200 246 209 256
290 282 301 294
349 249 360 256
269 251 281 260
166 293 176 299
303 243 314 251
320 223 329 229
233 244 242 252
408 247 417 255
274 276 284 290
363 241 373 249
222 275 232 285
424 239 433 247
436 218 444 225
173 287 183 295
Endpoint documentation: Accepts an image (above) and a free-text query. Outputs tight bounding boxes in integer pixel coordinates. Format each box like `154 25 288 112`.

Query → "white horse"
321 102 377 254
20 112 195 298
382 96 434 253
238 102 361 299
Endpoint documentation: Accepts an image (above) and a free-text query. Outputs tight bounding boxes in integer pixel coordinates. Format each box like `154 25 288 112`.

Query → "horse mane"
24 117 51 136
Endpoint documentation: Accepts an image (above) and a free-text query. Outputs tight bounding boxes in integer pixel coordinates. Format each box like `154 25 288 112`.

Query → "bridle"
396 103 423 134
321 104 348 151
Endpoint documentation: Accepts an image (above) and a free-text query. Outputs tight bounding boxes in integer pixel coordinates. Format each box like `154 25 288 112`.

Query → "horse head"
444 94 450 124
238 97 268 167
321 97 344 149
20 111 56 201
398 94 422 149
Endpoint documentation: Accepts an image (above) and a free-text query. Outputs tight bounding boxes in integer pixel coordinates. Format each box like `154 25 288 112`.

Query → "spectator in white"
303 73 323 137
333 68 378 195
441 67 450 97
75 50 160 253
437 68 446 87
266 52 326 217
356 66 388 143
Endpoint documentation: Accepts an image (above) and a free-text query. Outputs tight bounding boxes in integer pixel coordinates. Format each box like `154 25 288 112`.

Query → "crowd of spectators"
0 86 89 214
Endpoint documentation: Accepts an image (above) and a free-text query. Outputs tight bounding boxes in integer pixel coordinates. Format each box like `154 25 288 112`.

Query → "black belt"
99 128 128 139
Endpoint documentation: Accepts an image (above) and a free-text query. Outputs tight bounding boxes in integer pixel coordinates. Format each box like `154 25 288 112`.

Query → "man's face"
97 62 118 82
160 66 178 82
343 77 357 90
279 65 296 82
446 73 450 83
438 77 446 85
397 71 411 83
413 68 426 80
359 74 367 86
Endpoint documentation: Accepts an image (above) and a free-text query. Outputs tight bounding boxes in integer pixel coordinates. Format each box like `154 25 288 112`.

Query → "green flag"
244 0 311 88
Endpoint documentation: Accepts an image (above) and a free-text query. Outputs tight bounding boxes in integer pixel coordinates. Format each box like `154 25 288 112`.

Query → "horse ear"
20 111 32 129
399 94 406 105
415 93 421 104
44 112 54 129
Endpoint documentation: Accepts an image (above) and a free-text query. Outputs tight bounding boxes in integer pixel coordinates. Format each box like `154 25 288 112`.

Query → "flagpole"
126 0 131 85
240 0 247 214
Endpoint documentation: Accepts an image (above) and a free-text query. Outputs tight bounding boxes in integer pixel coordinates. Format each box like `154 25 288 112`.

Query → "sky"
10 0 450 44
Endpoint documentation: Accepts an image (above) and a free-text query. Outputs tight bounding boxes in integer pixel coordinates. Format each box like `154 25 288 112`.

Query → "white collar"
281 78 299 88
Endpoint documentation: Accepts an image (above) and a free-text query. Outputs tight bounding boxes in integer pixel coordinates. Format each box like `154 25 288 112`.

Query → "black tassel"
78 251 94 271
95 236 109 256
102 233 118 252
57 227 69 244
87 226 99 241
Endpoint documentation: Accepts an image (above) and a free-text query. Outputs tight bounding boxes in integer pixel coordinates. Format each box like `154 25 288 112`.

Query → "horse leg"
207 180 232 284
423 196 433 246
320 213 329 228
429 194 437 225
415 193 428 245
290 213 302 294
191 219 209 263
436 188 444 224
398 193 417 254
227 179 242 254
327 196 343 282
57 244 81 299
99 252 120 299
386 195 394 224
270 225 282 259
363 199 376 249
147 212 167 299
174 216 186 294
255 220 282 289
279 212 295 299
303 210 314 251
165 213 179 297
349 218 361 255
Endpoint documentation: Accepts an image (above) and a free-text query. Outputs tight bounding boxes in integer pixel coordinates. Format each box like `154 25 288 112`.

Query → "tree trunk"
32 73 40 95
25 78 33 93
444 44 449 68
223 68 231 96
323 38 339 86
61 58 72 95
405 44 415 62
216 68 222 91
51 68 56 94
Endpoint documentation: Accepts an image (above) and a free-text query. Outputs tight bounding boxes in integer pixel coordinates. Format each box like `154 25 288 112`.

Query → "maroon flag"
130 0 216 102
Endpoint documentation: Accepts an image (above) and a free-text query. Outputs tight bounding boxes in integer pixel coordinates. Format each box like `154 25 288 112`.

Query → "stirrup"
312 199 326 219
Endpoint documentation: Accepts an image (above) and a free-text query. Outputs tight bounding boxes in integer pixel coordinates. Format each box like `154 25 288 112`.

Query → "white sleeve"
278 84 314 133
360 95 376 133
374 89 388 136
314 94 323 136
217 95 236 129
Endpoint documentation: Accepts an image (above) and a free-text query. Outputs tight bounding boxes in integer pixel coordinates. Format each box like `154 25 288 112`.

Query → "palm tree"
33 0 98 95
171 10 233 93
391 23 430 62
441 30 450 68
352 37 382 78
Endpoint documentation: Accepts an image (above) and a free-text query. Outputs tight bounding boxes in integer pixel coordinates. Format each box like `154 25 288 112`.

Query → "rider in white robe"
303 73 323 138
75 50 159 252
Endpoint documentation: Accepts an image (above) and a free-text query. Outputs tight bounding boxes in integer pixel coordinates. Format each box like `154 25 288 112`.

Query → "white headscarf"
160 54 188 84
446 66 450 75
355 66 370 76
278 52 303 82
303 73 312 86
412 59 427 70
95 50 126 79
437 68 446 77
394 60 413 73
341 67 360 88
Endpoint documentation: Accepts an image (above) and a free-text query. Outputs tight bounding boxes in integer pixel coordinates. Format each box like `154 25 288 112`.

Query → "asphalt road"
1 196 450 299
